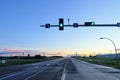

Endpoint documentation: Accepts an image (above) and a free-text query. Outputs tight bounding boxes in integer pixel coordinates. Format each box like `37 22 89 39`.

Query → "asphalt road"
67 58 120 80
0 58 120 80
0 58 64 80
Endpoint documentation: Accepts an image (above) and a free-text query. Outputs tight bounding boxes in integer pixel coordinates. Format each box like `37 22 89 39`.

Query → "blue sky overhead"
0 0 120 56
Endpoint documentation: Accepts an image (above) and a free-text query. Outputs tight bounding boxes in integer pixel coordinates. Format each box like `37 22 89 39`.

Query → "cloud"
0 48 45 56
0 48 25 53
5 49 24 52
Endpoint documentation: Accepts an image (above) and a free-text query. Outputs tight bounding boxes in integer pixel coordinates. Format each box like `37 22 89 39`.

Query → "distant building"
97 53 120 59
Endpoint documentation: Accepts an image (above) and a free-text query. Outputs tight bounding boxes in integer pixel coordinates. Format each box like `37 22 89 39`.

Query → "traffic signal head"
117 23 120 27
59 18 64 30
45 24 50 28
84 22 95 26
73 23 78 28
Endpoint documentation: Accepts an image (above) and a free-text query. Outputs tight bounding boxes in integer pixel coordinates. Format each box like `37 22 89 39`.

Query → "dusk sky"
1 0 120 56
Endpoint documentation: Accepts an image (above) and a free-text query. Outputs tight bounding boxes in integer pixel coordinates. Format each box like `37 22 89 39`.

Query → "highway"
68 58 120 80
0 58 120 80
0 58 64 80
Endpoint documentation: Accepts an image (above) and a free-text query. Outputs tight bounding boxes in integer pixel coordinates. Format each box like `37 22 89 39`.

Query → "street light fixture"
99 37 119 66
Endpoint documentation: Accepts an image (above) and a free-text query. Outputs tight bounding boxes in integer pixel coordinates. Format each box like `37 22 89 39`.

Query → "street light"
99 37 119 66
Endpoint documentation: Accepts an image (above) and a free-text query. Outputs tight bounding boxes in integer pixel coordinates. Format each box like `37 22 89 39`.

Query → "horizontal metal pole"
41 24 118 27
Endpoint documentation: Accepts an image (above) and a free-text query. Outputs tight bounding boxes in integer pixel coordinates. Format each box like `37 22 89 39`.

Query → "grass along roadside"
75 57 120 69
0 57 58 67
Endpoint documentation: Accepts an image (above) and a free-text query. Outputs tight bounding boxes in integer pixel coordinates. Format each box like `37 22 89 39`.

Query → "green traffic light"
60 23 63 27
91 22 95 26
84 22 95 26
59 18 64 30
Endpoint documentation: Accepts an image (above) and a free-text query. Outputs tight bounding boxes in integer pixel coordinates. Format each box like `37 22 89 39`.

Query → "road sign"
73 23 78 28
45 24 50 28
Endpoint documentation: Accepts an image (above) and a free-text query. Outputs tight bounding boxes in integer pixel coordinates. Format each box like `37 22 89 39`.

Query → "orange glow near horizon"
0 47 116 57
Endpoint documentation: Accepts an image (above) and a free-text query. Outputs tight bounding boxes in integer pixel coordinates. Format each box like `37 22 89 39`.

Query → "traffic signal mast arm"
41 24 118 27
40 18 120 30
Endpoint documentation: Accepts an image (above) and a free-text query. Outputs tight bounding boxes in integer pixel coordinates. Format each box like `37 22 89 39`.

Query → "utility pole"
75 52 77 57
94 51 96 57
43 52 45 56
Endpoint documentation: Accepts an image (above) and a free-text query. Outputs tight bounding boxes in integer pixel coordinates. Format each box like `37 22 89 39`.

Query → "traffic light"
59 18 64 30
73 23 78 28
84 22 95 26
45 24 50 28
117 23 120 27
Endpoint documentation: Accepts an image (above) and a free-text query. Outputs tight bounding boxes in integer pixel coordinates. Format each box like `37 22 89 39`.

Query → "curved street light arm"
100 37 117 53
100 37 119 66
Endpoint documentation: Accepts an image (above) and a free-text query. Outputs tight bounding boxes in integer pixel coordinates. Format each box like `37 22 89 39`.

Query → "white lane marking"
0 67 42 80
0 71 27 80
61 73 66 80
46 63 50 66
61 62 66 80
110 76 120 80
24 68 48 80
